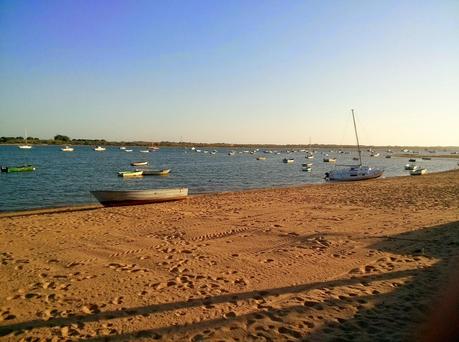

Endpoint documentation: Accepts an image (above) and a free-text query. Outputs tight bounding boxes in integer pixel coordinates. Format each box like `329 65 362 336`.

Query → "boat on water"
302 166 312 172
302 163 313 167
370 153 380 157
323 158 336 163
1 165 36 173
125 149 133 152
148 146 160 151
139 169 171 176
325 110 384 181
408 158 416 162
131 161 148 166
257 157 266 160
421 157 431 160
228 151 236 156
385 155 392 158
120 146 126 150
283 158 294 163
410 168 427 176
94 146 106 151
139 150 150 153
118 171 143 177
61 146 74 152
18 129 32 149
404 164 418 171
91 188 188 206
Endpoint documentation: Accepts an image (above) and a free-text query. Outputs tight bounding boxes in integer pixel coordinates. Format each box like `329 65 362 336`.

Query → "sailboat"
324 110 383 181
18 129 32 149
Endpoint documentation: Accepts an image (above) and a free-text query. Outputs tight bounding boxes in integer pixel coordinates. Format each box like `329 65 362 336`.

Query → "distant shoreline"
1 142 458 150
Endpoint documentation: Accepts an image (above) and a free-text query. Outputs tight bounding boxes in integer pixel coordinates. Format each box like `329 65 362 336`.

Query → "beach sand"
1 170 458 341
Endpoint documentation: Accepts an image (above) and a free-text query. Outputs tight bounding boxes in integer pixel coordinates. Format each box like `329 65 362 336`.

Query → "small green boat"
1 165 36 173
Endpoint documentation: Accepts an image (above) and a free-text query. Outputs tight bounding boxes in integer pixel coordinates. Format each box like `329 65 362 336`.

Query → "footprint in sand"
111 296 124 305
81 304 101 314
0 309 16 321
106 263 148 273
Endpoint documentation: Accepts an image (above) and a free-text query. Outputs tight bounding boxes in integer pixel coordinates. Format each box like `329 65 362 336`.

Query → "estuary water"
0 145 457 212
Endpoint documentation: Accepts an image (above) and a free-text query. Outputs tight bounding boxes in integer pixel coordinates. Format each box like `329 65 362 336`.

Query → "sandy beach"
1 170 458 341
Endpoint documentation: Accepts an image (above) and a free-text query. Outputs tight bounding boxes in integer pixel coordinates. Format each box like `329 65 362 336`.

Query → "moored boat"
257 157 266 160
283 158 294 163
1 165 36 173
118 171 143 177
325 110 383 181
302 163 312 167
325 165 383 181
408 158 416 162
61 146 74 152
18 129 32 149
139 150 150 153
94 146 106 151
131 161 148 166
139 169 171 176
410 168 427 176
91 188 188 206
323 158 336 163
404 164 418 171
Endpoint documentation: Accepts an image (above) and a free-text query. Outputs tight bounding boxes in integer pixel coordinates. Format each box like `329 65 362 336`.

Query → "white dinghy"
91 188 188 206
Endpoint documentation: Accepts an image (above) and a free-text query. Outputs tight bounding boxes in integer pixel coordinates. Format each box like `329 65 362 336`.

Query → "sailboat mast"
351 109 362 166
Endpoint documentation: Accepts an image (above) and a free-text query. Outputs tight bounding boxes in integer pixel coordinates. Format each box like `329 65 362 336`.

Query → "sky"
0 0 458 146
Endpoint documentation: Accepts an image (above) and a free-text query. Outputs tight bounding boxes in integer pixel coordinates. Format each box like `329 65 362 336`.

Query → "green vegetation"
0 135 457 149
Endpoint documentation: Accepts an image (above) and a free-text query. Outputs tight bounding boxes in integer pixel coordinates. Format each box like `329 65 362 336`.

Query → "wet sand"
1 170 458 341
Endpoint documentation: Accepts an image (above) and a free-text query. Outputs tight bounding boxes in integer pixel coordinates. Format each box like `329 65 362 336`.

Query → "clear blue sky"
1 0 458 145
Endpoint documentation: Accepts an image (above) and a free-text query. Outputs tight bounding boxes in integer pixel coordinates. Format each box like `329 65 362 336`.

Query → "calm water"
0 146 457 212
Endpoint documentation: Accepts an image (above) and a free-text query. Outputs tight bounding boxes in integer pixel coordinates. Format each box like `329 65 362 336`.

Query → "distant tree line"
0 135 455 149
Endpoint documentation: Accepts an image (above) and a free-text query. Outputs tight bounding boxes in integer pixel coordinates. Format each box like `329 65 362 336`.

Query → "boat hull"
1 165 36 173
327 172 383 181
325 166 384 181
139 169 170 176
91 188 188 206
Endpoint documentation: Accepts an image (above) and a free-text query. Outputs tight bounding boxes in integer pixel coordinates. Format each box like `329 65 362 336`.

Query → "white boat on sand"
91 188 188 206
325 110 383 181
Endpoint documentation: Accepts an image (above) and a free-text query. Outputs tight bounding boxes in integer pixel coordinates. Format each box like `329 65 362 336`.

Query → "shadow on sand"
1 221 458 341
